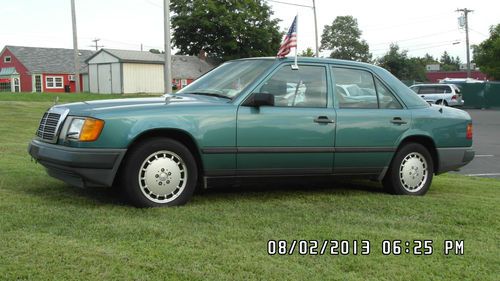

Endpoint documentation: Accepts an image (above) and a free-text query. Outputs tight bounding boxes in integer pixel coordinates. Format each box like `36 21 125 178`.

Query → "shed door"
97 64 112 93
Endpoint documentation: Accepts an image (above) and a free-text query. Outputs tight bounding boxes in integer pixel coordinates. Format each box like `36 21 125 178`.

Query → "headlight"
66 117 105 142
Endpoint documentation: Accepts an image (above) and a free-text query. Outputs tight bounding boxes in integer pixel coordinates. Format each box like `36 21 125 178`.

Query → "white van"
409 84 464 107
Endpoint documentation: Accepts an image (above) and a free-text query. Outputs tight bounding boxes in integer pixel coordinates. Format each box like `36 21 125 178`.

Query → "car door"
331 66 410 175
236 63 336 175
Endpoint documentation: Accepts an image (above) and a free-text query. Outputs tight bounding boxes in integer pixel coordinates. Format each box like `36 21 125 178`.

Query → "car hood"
51 94 230 116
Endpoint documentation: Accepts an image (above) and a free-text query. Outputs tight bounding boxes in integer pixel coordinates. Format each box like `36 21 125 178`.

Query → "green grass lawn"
0 93 499 280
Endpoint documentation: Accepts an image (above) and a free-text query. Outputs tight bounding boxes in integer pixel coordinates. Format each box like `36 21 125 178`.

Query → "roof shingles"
5 45 94 74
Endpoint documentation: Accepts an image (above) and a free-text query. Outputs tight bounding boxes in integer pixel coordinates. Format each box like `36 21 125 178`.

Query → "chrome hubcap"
399 152 428 192
138 150 187 203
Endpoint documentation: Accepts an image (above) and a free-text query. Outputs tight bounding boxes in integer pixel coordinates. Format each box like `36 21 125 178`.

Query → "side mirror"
244 93 275 107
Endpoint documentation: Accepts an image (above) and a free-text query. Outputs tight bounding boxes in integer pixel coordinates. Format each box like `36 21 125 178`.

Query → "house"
0 46 94 92
85 49 215 94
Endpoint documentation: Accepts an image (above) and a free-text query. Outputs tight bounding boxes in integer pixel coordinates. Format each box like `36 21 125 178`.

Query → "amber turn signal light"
79 119 104 142
466 123 473 140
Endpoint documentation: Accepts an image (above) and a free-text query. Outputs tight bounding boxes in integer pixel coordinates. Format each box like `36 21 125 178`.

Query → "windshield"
177 59 275 99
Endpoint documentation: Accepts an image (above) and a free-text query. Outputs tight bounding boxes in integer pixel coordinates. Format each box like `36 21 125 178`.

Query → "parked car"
28 57 475 207
409 83 464 107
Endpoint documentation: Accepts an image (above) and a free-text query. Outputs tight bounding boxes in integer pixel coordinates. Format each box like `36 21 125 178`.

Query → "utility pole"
70 0 80 93
456 8 473 78
312 0 319 57
90 38 103 51
164 0 172 94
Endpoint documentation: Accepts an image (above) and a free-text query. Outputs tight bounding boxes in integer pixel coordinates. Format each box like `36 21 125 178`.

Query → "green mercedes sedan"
28 57 475 207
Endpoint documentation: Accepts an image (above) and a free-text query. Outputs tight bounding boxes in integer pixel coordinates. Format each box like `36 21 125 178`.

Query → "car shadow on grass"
19 181 127 207
198 177 386 199
20 177 386 207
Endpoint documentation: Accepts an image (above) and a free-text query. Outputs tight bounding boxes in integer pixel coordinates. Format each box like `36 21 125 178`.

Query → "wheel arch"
115 129 204 185
397 135 439 174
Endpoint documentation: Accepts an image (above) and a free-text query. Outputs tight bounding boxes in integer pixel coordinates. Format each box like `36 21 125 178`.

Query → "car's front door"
331 66 410 176
236 63 336 175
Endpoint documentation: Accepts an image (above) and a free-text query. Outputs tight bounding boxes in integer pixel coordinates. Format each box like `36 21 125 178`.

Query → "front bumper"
28 139 127 188
436 147 475 174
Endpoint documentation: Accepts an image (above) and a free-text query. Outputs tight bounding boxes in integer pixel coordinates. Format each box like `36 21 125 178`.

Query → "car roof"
411 84 454 87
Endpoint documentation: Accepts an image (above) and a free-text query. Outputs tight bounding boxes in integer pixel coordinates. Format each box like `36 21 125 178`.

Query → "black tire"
120 138 198 207
382 143 434 195
436 100 448 106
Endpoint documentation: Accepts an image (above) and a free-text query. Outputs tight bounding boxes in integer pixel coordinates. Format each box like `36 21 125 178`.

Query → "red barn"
0 46 94 92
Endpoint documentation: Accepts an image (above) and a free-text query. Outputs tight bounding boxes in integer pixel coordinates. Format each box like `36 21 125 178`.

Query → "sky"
0 0 498 63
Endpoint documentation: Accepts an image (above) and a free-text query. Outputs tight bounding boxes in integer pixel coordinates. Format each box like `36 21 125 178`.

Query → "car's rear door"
331 66 410 176
236 63 336 175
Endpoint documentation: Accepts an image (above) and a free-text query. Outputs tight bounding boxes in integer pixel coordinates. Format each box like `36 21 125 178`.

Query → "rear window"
436 86 452 93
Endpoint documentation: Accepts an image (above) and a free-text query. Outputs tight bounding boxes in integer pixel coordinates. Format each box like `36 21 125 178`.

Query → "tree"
377 44 426 81
299 48 314 57
473 24 500 80
171 0 282 62
320 16 372 62
440 51 460 71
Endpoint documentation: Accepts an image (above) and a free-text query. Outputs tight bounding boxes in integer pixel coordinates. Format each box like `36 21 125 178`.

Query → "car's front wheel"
383 143 434 195
120 138 198 207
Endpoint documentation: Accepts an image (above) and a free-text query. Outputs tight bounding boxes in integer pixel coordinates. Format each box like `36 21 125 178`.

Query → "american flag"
277 15 297 58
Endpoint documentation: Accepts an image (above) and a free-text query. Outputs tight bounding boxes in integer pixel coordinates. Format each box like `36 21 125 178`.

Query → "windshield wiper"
183 92 232 100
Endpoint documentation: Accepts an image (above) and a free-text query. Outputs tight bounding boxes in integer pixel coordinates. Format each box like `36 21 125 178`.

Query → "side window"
332 67 377 109
256 65 327 108
419 86 437 94
411 86 420 93
375 78 402 109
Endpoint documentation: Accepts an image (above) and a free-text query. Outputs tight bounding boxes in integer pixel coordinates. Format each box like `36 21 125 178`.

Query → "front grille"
35 108 68 143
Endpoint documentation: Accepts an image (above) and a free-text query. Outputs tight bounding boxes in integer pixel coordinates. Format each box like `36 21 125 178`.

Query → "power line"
371 39 461 53
370 29 458 47
363 14 445 31
469 27 489 37
267 0 312 8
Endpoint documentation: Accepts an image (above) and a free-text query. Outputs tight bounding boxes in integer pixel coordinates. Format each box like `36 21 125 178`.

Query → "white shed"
86 49 214 94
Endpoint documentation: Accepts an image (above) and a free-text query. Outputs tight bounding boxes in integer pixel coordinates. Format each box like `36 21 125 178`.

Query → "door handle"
391 117 407 125
314 116 335 124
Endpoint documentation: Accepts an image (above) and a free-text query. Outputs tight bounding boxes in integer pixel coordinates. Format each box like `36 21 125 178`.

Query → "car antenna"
54 96 59 105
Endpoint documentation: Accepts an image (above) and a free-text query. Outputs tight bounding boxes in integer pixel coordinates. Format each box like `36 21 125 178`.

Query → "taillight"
466 123 473 140
451 95 457 100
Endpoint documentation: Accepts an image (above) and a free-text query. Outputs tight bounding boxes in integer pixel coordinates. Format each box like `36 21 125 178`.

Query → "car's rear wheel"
436 100 448 106
120 138 198 207
383 143 434 195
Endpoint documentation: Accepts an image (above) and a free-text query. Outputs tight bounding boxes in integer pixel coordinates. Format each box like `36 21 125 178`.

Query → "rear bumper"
449 99 465 107
436 147 475 174
28 139 126 188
